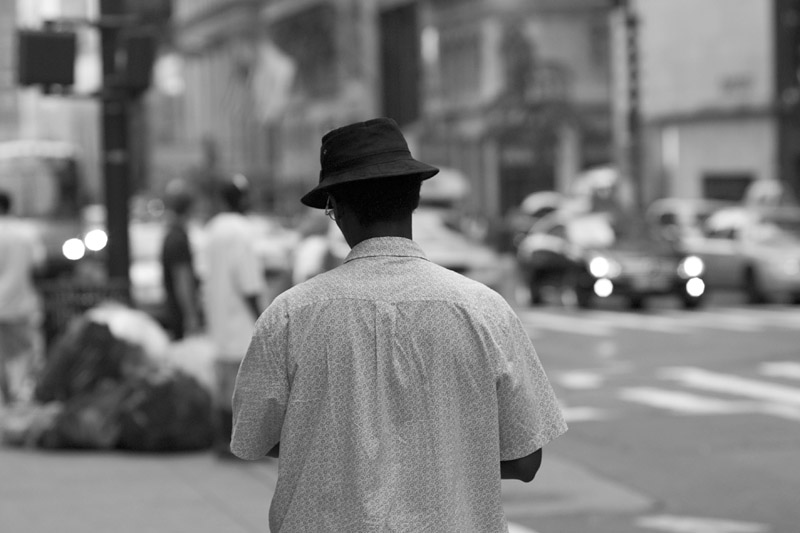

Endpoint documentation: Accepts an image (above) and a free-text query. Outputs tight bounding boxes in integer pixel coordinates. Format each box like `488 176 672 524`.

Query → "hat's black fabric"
301 118 439 208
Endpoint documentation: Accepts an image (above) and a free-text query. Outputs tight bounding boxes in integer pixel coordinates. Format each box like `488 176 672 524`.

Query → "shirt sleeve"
231 307 289 460
495 311 568 461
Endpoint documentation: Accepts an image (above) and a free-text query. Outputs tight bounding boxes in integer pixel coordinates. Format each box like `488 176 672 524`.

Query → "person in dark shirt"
160 181 201 340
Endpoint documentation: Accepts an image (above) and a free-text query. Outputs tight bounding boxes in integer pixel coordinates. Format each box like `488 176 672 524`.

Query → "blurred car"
516 211 707 309
689 206 800 304
646 197 736 252
413 208 511 294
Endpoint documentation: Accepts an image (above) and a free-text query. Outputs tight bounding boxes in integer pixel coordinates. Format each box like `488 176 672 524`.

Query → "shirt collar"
344 237 429 264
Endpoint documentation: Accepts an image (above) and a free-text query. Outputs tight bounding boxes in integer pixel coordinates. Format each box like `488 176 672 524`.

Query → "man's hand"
266 442 280 458
501 448 542 482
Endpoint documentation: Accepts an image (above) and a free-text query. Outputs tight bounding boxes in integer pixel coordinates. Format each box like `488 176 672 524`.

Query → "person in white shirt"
0 190 45 405
201 174 265 456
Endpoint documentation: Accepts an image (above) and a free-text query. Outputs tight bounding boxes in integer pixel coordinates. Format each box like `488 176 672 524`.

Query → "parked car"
689 206 800 304
517 211 707 309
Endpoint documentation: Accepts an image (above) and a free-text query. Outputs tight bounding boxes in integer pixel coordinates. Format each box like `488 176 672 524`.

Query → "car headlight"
679 255 704 278
589 256 616 278
62 238 86 261
84 229 108 252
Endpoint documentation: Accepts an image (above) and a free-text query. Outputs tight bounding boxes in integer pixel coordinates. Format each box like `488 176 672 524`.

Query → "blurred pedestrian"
0 189 45 406
160 180 201 340
231 118 568 531
201 174 264 457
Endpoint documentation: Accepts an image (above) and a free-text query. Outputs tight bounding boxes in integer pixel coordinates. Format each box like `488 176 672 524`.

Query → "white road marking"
518 311 612 336
662 310 763 332
586 310 686 333
759 361 800 380
559 405 609 422
555 370 605 389
618 387 754 415
660 367 800 406
507 522 540 533
637 514 770 533
518 306 800 337
717 307 800 330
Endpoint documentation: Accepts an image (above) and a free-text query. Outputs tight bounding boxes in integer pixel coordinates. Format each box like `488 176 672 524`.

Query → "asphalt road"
510 291 800 533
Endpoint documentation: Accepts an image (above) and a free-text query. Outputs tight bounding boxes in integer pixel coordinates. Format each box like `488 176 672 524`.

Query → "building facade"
172 0 614 219
638 0 799 203
416 0 613 218
0 0 18 141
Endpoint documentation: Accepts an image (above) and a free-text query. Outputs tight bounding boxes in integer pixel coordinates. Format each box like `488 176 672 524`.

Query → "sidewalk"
0 444 651 533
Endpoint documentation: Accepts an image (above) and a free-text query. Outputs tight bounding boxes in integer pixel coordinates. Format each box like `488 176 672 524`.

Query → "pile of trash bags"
1 303 215 452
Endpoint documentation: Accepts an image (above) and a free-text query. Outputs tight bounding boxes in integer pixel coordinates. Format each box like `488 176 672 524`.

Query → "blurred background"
2 1 800 532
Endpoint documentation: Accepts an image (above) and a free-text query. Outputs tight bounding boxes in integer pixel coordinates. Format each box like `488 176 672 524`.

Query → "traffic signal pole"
99 0 131 301
610 0 644 213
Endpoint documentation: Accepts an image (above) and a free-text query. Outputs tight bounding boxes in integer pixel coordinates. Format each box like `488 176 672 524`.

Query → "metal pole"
99 0 131 301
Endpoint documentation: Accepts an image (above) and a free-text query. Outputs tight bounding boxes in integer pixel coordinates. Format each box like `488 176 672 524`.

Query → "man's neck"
344 219 412 248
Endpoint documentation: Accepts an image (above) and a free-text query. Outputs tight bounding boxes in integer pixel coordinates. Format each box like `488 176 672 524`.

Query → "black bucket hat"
301 117 440 208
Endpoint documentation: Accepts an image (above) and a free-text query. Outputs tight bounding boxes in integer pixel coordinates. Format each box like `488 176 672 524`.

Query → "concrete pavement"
0 443 652 533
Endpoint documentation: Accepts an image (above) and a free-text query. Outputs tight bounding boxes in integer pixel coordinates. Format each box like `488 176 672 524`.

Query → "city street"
2 291 799 533
509 292 800 533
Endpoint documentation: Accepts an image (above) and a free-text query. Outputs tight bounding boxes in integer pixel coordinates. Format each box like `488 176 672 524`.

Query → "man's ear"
331 196 346 221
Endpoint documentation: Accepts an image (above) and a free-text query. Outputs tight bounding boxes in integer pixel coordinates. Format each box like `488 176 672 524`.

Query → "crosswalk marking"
517 307 800 337
637 514 770 533
555 370 605 390
662 309 763 332
717 307 800 330
618 387 753 415
585 310 687 333
507 522 540 533
560 405 609 422
759 361 800 380
660 367 800 406
560 362 800 424
518 311 612 336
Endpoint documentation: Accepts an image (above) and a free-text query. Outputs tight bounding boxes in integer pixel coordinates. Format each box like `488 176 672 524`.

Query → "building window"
702 173 754 201
270 4 338 98
439 26 481 105
588 18 609 73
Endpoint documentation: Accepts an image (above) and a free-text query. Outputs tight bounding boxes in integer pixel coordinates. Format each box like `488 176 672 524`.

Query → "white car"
689 206 800 304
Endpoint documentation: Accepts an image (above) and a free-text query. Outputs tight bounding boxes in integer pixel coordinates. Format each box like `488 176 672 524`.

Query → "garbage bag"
39 380 126 450
0 402 64 448
116 368 214 452
87 303 170 360
34 318 144 403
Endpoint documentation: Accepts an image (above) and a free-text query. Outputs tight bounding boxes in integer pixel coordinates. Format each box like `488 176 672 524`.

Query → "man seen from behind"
231 118 568 532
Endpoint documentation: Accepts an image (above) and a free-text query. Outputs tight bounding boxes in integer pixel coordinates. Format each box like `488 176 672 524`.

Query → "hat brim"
301 159 440 209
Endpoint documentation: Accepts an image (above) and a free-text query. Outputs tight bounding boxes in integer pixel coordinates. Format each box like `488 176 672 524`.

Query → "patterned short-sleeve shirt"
232 237 567 532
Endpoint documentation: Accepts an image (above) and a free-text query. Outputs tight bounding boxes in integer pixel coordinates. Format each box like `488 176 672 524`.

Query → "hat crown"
319 118 410 179
300 117 439 209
